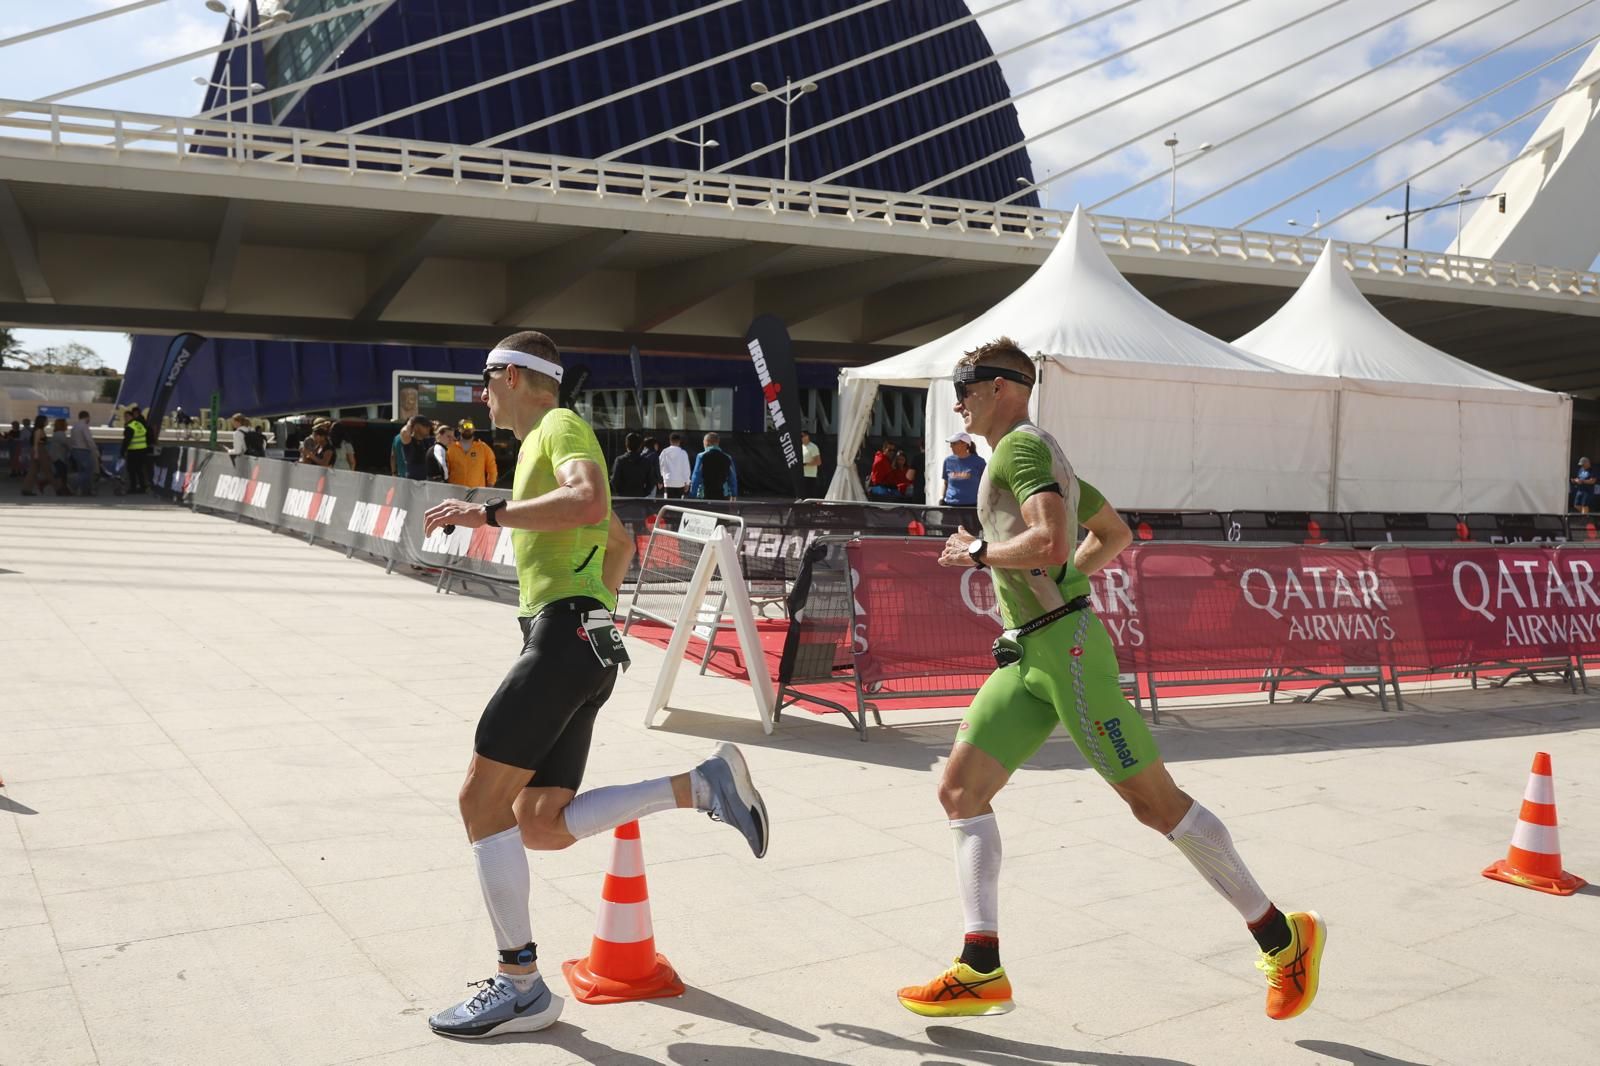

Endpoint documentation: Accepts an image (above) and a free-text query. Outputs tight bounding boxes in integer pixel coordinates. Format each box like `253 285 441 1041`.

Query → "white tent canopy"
828 209 1341 510
1233 242 1571 513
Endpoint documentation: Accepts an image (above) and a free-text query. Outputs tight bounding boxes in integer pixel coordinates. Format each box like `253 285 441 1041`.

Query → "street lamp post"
1455 184 1471 251
750 77 818 188
1162 132 1212 223
204 1 290 130
667 123 720 205
1286 210 1322 235
667 123 719 175
1015 175 1051 211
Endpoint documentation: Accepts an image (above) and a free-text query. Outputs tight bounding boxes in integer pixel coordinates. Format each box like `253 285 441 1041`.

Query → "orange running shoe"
896 959 1014 1018
1257 910 1326 1020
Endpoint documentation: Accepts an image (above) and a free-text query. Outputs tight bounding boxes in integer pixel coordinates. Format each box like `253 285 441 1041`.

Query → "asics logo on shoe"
938 973 1007 1000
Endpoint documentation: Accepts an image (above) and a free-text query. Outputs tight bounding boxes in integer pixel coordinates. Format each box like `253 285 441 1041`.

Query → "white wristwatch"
966 538 987 568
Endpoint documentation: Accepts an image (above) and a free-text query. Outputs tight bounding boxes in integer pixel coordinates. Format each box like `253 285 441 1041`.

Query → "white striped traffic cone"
562 820 684 1003
1483 752 1586 896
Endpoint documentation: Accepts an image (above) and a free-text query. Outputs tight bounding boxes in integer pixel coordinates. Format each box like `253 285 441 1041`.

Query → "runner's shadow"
665 1044 842 1065
818 1022 1200 1066
0 794 38 815
483 1023 660 1064
1295 1039 1431 1065
653 985 818 1043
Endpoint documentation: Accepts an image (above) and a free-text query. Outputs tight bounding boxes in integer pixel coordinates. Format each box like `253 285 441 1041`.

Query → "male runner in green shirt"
422 331 770 1040
895 337 1324 1023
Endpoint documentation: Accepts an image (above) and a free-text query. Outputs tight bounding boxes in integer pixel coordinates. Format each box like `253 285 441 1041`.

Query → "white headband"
485 347 564 383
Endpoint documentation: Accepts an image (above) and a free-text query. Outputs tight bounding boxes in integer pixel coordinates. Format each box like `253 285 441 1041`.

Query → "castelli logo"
906 519 925 536
1070 646 1083 657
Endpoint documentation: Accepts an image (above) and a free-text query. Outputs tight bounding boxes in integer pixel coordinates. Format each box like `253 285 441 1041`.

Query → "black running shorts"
474 596 618 791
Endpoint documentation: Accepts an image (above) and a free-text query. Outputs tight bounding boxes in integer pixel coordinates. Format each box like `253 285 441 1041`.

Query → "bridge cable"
1314 64 1600 240
705 0 1157 179
1091 0 1561 216
471 0 899 150
595 0 1043 164
1236 29 1600 230
0 0 170 51
910 0 1368 197
39 0 389 104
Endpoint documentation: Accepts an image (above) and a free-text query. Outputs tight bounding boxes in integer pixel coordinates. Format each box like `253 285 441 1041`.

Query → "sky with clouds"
3 0 1598 371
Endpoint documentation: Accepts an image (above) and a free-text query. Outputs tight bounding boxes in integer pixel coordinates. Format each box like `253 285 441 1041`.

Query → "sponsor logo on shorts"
1094 717 1140 770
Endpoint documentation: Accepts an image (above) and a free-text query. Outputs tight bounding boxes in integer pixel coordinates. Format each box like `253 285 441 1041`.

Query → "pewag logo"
1094 718 1140 770
1451 557 1600 646
1239 565 1395 642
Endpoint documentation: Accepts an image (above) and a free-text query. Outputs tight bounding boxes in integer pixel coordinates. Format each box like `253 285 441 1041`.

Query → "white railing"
1 98 1598 304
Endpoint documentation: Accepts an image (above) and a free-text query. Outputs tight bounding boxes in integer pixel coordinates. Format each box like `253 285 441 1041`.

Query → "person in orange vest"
446 419 499 488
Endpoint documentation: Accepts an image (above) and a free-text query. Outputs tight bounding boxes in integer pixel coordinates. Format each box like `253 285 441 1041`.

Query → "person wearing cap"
941 431 986 507
420 331 769 1041
298 421 336 467
447 418 499 488
896 336 1323 1025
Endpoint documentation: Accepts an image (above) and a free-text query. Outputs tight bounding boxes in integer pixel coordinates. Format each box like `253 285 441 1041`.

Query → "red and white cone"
1483 752 1586 896
562 821 684 1004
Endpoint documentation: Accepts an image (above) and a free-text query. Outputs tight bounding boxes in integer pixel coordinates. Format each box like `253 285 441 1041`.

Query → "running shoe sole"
429 990 564 1038
897 996 1015 1018
714 742 769 859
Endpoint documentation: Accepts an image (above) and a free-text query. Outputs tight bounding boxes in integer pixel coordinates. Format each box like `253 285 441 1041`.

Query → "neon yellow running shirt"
978 422 1083 629
511 408 615 617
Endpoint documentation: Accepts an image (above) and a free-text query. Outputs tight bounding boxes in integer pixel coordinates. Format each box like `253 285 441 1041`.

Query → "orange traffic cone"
1483 752 1586 896
562 820 684 1004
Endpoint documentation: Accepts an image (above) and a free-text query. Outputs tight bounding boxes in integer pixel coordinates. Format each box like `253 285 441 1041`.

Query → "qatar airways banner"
845 539 1600 680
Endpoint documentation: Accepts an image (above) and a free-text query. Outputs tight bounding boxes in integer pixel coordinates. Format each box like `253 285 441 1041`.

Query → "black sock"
1249 906 1292 955
960 933 1000 973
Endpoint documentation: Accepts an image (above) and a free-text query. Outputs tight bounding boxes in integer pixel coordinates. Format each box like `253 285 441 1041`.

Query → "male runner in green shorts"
421 331 769 1040
895 337 1325 1023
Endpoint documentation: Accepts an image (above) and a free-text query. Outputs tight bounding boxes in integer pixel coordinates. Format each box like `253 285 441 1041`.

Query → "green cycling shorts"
959 609 1160 782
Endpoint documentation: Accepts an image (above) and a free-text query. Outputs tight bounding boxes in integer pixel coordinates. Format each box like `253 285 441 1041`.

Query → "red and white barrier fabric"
846 539 1600 681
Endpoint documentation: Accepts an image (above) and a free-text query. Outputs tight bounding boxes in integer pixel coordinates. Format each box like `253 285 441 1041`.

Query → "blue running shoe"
428 972 562 1039
696 742 769 859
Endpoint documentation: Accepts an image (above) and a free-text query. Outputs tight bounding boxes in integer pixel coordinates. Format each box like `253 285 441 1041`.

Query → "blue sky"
3 0 1597 370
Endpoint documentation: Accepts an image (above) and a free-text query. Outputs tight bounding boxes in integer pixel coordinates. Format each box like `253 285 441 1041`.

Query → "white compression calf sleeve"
951 813 1002 933
1166 802 1271 923
561 777 677 841
472 826 532 951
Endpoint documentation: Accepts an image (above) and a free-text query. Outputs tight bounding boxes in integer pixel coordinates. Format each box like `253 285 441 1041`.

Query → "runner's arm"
422 457 606 535
602 512 633 598
940 489 1072 570
1074 500 1132 578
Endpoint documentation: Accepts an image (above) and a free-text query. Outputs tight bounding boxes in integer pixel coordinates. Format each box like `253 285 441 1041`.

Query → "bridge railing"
2 98 1598 304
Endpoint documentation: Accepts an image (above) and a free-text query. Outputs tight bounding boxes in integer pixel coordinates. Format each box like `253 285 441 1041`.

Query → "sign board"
392 370 489 429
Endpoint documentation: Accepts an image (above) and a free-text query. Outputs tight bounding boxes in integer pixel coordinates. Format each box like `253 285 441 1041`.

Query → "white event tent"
1233 243 1570 513
827 209 1341 510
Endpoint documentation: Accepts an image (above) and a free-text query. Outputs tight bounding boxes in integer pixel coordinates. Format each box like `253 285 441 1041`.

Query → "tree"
0 327 24 369
12 342 104 374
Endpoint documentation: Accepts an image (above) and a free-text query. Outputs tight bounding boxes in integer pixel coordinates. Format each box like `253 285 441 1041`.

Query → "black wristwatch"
483 497 507 527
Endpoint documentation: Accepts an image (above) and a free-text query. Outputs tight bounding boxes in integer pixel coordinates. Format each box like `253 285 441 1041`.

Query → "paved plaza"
4 496 1599 1066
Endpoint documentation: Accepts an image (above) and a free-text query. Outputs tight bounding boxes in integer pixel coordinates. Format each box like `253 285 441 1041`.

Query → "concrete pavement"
3 494 1599 1066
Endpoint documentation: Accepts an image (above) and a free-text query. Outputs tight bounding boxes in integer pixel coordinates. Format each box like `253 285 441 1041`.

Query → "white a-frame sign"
644 525 776 735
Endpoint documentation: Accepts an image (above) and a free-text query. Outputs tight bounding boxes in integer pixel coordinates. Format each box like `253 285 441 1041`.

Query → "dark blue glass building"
123 0 1033 428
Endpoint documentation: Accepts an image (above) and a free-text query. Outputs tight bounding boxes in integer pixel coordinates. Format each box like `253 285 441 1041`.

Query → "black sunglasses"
481 365 508 387
954 379 998 402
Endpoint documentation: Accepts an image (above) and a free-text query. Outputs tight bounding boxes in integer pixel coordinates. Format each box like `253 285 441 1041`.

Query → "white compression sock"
1166 802 1271 923
951 813 1002 933
472 826 532 951
561 777 677 840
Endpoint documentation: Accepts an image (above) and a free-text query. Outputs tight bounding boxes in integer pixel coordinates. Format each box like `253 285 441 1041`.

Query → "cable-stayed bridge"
1 1 1598 392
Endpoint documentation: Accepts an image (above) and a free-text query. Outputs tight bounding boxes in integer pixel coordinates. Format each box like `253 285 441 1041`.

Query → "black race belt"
1015 595 1092 637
